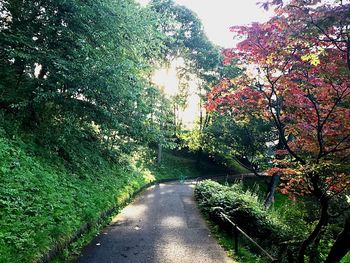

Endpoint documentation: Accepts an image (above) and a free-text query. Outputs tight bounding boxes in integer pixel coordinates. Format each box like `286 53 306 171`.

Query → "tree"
143 85 176 164
207 0 350 261
203 112 273 169
0 0 166 158
149 0 224 166
195 59 273 174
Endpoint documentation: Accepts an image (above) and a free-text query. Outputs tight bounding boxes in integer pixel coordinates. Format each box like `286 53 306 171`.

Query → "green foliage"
195 180 304 261
143 86 176 148
241 177 350 238
195 180 292 241
204 177 350 262
0 0 168 152
205 113 273 172
151 151 226 180
149 0 221 73
0 132 210 262
0 135 137 262
203 212 266 263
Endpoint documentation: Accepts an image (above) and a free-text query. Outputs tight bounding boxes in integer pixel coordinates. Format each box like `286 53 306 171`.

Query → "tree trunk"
346 38 350 71
197 89 203 168
14 59 25 88
196 147 202 168
297 198 328 263
264 173 279 209
324 216 350 263
173 103 177 136
157 143 162 164
309 232 322 263
264 136 283 209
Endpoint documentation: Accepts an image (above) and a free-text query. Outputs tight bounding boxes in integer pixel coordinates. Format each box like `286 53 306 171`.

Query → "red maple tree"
207 1 350 262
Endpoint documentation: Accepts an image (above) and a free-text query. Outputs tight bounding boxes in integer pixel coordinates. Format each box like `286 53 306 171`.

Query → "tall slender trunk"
14 59 25 89
309 233 322 263
157 143 162 165
264 137 283 209
346 38 350 71
173 103 176 136
197 88 203 168
325 216 350 263
298 198 328 263
196 147 202 167
264 173 279 209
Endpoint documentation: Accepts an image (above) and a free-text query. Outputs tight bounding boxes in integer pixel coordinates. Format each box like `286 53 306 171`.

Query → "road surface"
77 181 232 263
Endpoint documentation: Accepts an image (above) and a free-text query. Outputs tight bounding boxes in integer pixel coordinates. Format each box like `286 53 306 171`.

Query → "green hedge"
195 180 299 259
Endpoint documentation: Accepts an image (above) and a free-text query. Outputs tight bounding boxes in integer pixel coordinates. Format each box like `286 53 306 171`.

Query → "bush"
195 180 301 259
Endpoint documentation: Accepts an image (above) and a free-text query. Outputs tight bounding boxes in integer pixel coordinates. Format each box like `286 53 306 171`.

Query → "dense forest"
0 0 349 262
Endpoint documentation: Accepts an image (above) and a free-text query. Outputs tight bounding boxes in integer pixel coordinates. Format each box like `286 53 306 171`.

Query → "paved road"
77 181 232 263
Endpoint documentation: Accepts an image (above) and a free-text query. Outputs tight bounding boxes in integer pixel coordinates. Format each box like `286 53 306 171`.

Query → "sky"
137 0 273 48
137 0 274 127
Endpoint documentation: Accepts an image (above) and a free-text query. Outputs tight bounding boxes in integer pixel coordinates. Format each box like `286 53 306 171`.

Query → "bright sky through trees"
137 0 273 47
138 0 274 128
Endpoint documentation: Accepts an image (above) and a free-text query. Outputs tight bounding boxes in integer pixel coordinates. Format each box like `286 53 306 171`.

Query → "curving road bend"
77 181 233 263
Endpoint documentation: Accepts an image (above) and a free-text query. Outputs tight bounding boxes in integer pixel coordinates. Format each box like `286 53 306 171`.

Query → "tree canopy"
0 0 173 156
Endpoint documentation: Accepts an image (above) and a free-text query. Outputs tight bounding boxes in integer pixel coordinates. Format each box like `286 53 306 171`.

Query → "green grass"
151 152 228 181
226 158 251 174
340 253 350 263
0 132 217 263
0 136 143 262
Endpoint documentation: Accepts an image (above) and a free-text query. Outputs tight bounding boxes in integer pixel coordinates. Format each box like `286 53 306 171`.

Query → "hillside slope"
0 131 225 262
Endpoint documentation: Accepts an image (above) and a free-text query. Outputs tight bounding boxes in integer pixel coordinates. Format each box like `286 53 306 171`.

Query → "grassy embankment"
0 130 227 263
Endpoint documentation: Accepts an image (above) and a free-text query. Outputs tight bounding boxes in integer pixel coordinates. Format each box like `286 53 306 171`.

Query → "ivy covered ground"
0 130 223 263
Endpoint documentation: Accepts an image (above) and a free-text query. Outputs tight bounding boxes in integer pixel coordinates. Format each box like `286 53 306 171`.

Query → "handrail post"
218 211 276 262
234 226 238 253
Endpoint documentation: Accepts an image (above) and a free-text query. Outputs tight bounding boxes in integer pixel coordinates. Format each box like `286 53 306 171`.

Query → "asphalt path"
76 181 233 263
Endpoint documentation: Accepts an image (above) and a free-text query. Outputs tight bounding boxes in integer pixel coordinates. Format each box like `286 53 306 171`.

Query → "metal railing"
213 207 277 262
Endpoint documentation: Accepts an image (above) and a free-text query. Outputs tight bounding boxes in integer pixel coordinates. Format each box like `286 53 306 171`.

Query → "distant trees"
149 0 224 164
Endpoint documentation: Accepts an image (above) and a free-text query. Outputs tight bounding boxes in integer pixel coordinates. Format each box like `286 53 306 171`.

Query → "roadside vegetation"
201 1 350 262
1 0 349 262
195 179 350 263
0 0 229 261
0 129 227 263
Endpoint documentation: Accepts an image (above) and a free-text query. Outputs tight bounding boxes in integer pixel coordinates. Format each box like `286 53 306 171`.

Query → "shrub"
195 180 301 259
